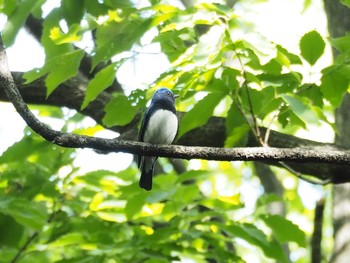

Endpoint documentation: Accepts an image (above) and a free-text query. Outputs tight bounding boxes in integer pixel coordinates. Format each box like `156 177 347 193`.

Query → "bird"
138 88 178 191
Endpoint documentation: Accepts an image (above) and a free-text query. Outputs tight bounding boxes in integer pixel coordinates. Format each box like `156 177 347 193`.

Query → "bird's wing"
137 106 152 167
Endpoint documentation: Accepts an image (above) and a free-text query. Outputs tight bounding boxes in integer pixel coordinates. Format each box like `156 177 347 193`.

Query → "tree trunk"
323 1 350 262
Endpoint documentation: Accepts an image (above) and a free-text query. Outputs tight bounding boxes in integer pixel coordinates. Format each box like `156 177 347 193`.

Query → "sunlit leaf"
225 101 250 147
125 193 147 219
331 35 350 55
176 170 211 184
103 94 139 127
93 15 152 67
48 233 85 248
61 0 84 25
153 30 189 62
281 94 320 126
24 49 85 96
300 30 325 65
0 197 48 230
320 65 350 107
50 24 83 45
96 212 127 222
81 63 117 110
193 25 225 67
276 45 302 65
179 92 226 137
222 222 287 262
261 214 307 247
340 0 350 7
2 0 44 47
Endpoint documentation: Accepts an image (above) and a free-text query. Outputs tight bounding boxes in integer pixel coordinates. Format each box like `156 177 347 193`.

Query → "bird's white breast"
144 109 178 145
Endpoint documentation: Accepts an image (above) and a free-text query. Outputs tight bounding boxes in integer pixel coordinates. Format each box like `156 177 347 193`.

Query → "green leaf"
85 0 109 17
50 24 83 45
257 72 301 86
1 0 18 16
221 67 240 92
104 0 133 8
225 102 250 147
261 214 306 247
299 30 325 65
261 59 282 75
0 214 24 247
42 9 77 56
176 170 211 184
193 25 225 67
61 0 84 26
255 194 283 209
276 45 302 65
222 223 287 262
2 0 45 47
341 0 350 7
0 135 47 163
93 15 152 67
0 197 48 230
303 0 313 12
331 35 350 55
281 94 319 126
125 194 147 220
241 86 281 119
46 50 85 95
173 184 199 204
153 30 188 62
179 92 225 137
48 232 85 248
298 84 324 108
81 63 117 110
14 252 50 263
24 49 85 96
320 65 350 107
103 94 139 127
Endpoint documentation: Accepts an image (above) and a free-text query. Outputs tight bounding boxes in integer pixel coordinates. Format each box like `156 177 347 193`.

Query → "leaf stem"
233 48 264 146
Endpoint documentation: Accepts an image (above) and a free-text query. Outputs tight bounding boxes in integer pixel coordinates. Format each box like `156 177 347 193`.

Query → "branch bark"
1 37 350 183
311 199 325 263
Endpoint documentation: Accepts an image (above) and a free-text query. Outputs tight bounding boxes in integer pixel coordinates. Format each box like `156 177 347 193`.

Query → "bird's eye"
167 91 171 96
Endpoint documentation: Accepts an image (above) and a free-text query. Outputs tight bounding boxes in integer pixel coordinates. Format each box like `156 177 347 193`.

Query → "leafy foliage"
0 131 310 262
0 0 345 262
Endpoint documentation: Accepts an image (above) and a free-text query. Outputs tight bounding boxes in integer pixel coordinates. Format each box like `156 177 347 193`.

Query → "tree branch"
311 199 325 263
2 40 350 183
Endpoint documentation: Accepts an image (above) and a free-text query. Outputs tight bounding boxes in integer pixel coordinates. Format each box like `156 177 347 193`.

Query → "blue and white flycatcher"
138 88 178 191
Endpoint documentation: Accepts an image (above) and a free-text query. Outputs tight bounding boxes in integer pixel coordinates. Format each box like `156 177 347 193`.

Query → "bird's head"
151 88 178 104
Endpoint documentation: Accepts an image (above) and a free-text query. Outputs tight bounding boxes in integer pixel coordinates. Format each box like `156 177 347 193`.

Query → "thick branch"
1 40 350 183
2 72 349 182
0 72 339 146
52 134 350 166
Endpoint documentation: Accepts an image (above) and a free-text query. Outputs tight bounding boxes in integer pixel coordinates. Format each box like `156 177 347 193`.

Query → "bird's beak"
174 94 179 99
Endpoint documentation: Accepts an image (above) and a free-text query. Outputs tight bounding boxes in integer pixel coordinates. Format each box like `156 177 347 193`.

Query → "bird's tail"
139 157 156 191
139 169 153 191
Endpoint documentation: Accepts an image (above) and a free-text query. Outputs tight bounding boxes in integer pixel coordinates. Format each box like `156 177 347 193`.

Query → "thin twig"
264 104 284 145
232 97 258 139
279 161 331 185
233 48 264 146
10 201 60 263
10 232 40 263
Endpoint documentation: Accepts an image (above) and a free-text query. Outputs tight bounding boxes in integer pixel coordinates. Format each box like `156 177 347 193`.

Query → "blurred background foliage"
0 0 348 262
